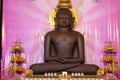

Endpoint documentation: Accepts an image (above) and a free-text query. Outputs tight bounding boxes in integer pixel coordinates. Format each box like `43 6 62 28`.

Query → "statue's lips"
59 24 70 27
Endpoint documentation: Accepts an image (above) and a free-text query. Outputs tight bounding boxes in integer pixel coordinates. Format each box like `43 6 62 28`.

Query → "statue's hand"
60 57 79 63
55 57 66 63
58 57 68 63
56 57 73 63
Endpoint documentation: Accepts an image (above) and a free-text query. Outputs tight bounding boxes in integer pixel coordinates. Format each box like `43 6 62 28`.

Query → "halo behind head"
49 0 78 27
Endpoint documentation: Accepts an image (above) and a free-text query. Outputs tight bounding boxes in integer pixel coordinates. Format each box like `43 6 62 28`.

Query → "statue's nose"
62 19 67 23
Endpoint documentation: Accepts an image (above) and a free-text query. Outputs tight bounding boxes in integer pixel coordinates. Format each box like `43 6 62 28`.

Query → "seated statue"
30 8 99 75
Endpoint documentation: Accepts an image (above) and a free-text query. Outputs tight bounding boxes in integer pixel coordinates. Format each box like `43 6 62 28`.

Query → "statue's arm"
77 34 85 63
44 32 59 62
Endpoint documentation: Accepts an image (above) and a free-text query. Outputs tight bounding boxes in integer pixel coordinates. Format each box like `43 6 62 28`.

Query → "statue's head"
54 8 75 29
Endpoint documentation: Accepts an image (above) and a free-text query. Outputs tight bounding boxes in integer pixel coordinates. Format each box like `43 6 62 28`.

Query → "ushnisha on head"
54 8 75 29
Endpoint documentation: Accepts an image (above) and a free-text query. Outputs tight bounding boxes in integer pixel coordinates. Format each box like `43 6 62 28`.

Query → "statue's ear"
54 17 56 22
71 17 75 28
72 17 75 23
54 17 58 29
72 17 75 21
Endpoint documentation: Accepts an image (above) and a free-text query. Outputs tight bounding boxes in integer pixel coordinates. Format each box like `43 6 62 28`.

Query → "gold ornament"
57 0 72 8
11 41 24 53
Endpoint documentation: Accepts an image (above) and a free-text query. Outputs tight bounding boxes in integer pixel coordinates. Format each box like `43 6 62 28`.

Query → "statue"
30 8 99 75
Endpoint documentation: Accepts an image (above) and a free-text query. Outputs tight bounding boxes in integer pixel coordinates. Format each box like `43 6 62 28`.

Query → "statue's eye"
57 17 70 19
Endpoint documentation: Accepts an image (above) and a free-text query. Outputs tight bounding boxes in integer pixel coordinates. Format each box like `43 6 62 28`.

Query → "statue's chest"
52 33 77 45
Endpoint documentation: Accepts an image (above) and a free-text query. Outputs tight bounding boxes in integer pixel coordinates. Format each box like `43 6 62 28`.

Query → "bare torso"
50 30 77 58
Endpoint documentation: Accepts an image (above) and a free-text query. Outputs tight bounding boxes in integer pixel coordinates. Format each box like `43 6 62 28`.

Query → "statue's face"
56 10 73 27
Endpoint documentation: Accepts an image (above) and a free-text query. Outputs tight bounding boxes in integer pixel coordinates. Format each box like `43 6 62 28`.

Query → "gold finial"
49 0 78 27
57 0 72 8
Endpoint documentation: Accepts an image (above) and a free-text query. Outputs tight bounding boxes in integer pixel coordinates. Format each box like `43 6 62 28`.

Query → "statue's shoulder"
45 30 55 37
73 30 84 37
72 30 84 40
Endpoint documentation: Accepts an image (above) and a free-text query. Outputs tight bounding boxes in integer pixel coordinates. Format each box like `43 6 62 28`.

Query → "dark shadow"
0 0 3 78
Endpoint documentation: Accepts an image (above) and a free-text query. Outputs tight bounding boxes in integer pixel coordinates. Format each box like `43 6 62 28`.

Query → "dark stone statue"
30 8 99 75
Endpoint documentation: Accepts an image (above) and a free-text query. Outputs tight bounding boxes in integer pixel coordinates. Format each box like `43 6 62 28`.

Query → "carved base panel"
21 78 104 80
21 75 104 80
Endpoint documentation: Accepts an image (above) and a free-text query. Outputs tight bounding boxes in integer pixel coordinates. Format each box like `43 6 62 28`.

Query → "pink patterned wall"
1 0 120 79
